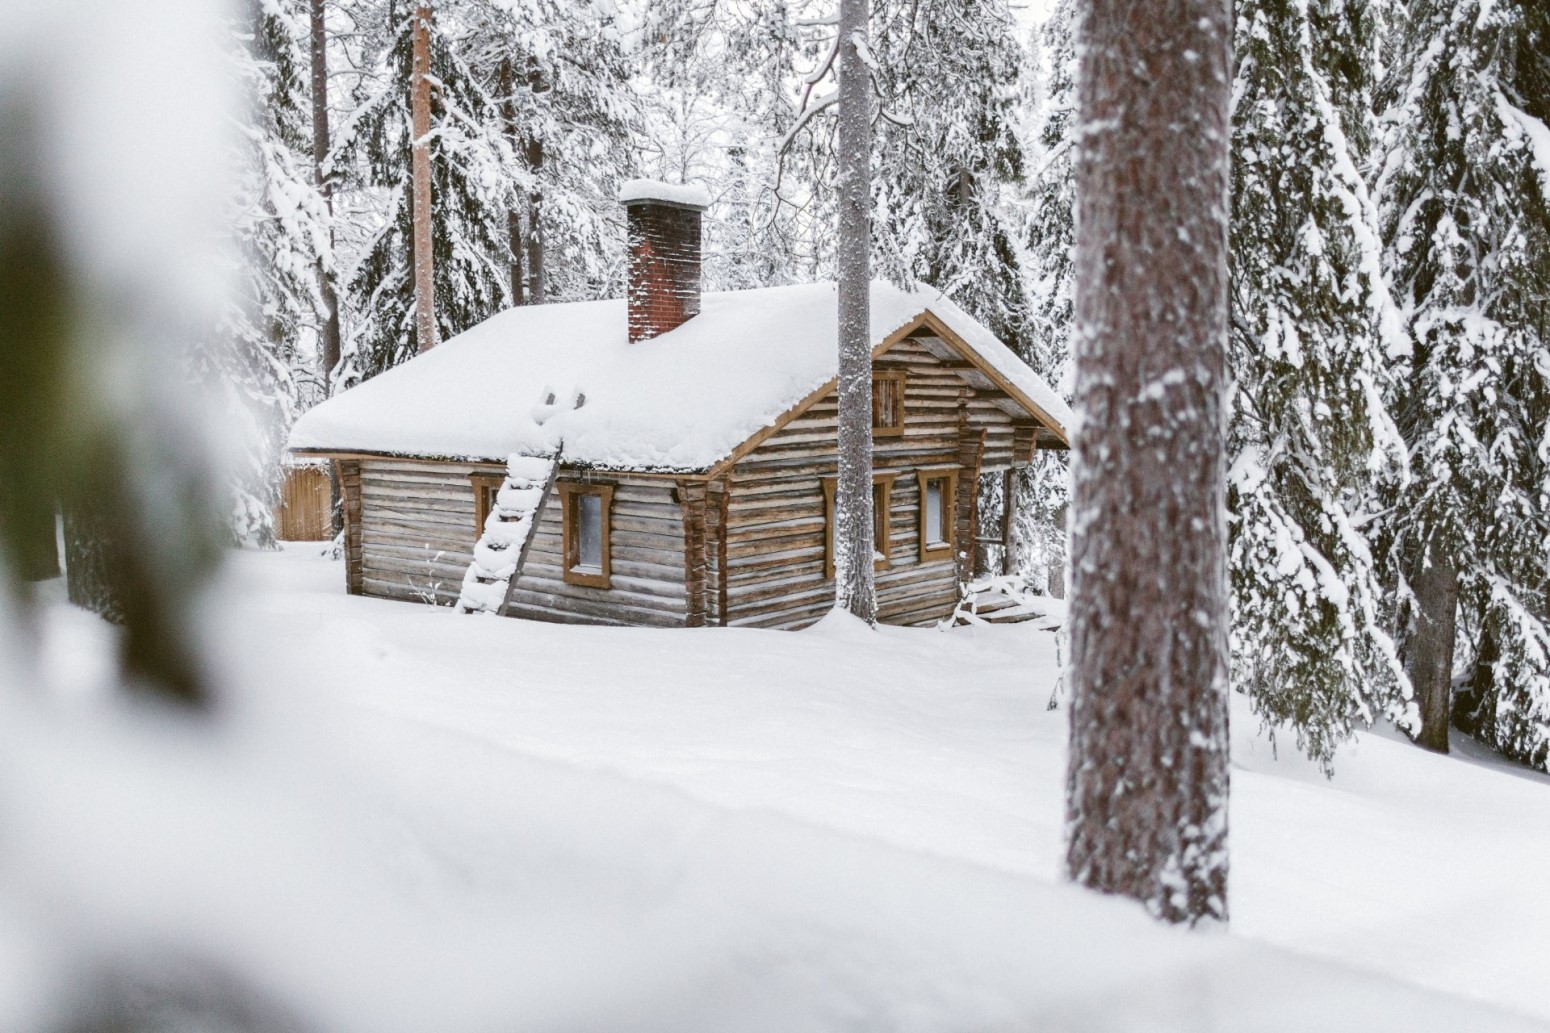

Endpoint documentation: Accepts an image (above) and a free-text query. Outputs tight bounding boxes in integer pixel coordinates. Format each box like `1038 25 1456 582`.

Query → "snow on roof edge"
914 291 1075 436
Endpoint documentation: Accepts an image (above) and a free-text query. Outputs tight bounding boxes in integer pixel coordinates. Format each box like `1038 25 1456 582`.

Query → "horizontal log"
358 480 475 502
727 535 826 563
360 502 475 528
525 547 686 586
361 533 471 558
517 563 688 606
508 588 685 626
362 576 461 607
507 605 634 628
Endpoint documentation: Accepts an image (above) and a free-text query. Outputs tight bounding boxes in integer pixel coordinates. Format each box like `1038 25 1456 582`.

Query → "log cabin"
288 181 1071 629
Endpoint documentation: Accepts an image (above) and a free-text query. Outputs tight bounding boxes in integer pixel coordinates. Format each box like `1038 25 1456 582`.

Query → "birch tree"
1064 0 1233 925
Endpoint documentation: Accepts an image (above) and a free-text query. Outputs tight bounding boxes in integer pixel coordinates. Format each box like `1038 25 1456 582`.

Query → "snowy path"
12 544 1543 1032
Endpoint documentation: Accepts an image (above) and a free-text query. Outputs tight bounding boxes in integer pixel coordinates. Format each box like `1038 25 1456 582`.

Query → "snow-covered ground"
4 543 1548 1032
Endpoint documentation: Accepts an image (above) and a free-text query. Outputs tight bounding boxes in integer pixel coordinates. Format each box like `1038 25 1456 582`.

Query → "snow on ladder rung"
456 453 558 615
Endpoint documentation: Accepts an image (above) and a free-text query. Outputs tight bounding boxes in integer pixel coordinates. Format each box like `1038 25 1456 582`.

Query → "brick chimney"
621 179 709 342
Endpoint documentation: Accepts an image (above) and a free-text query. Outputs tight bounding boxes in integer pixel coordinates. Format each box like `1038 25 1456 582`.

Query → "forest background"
219 0 1549 773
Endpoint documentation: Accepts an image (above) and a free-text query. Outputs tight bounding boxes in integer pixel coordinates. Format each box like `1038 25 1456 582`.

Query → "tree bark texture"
525 134 545 304
832 0 877 623
409 2 437 352
1000 469 1016 577
1064 0 1233 925
308 0 341 382
310 0 343 535
497 57 525 304
1407 547 1457 753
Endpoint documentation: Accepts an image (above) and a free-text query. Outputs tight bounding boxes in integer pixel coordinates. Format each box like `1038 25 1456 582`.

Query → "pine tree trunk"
833 0 877 624
497 57 525 305
310 0 343 535
409 2 436 352
525 135 544 304
1407 547 1458 753
1064 0 1232 925
999 469 1016 577
309 0 341 381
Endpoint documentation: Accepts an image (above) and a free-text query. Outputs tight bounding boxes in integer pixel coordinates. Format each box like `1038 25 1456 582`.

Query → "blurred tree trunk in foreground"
1063 0 1233 925
0 95 217 709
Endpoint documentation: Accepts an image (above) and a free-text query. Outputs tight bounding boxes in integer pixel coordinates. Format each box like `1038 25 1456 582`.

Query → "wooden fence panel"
275 467 332 541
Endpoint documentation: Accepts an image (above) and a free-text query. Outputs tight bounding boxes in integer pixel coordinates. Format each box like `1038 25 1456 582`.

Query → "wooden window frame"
557 482 615 589
916 467 958 564
871 370 907 437
822 472 898 578
469 471 504 538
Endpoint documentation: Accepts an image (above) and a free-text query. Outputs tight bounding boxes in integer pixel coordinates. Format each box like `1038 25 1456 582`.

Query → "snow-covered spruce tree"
1064 0 1233 925
215 0 333 547
460 0 637 305
1377 0 1550 764
1226 0 1413 766
1008 0 1079 591
335 1 516 381
866 0 1029 335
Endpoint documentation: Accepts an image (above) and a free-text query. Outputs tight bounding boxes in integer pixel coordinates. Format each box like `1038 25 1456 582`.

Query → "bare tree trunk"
833 0 876 624
999 468 1016 576
1064 0 1232 926
409 2 436 352
309 0 341 380
309 0 344 535
1407 547 1458 752
525 136 544 304
497 56 525 305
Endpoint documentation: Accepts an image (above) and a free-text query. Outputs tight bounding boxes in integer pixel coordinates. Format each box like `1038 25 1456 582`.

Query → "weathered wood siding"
275 466 333 541
355 458 495 607
507 474 688 627
722 335 1027 630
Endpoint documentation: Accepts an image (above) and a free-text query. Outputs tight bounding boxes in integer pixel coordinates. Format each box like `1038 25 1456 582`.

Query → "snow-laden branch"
777 89 839 157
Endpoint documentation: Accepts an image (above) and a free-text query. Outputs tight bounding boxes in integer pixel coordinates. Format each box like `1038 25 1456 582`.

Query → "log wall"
336 331 1047 630
507 474 688 627
354 458 495 607
721 335 1026 630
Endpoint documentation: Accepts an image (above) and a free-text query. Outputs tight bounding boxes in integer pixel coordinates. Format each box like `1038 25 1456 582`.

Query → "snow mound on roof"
619 178 711 209
289 281 1072 470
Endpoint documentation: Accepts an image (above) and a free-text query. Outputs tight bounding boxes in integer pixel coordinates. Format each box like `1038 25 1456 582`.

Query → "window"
822 473 898 578
558 482 614 588
916 468 957 563
470 471 505 538
872 371 907 437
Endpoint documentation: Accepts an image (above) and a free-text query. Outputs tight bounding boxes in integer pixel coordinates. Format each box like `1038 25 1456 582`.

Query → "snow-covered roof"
289 281 1072 472
619 178 711 209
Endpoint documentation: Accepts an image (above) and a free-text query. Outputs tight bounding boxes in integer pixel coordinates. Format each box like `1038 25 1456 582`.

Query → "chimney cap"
620 178 710 212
